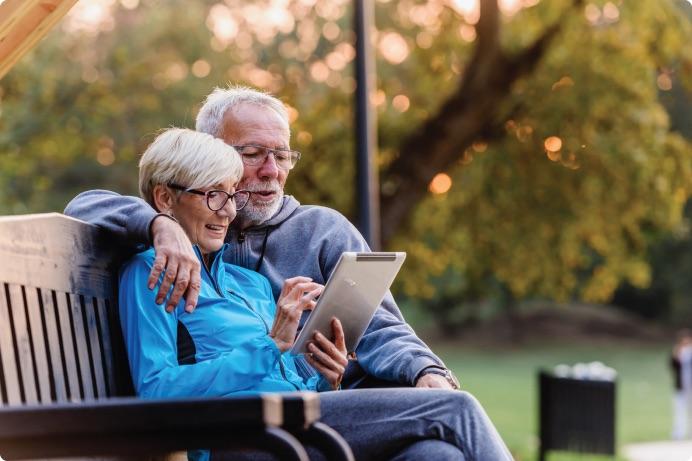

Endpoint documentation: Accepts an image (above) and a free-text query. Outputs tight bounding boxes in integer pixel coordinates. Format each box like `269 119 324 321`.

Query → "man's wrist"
148 213 179 243
416 366 461 390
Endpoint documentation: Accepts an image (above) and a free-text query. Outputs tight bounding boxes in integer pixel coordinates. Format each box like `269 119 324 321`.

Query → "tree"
0 0 690 318
383 0 691 311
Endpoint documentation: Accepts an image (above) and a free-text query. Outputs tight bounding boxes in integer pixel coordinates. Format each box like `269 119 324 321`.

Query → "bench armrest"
281 393 355 461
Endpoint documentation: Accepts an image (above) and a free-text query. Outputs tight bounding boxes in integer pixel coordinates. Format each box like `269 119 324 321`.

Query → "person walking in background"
671 329 692 439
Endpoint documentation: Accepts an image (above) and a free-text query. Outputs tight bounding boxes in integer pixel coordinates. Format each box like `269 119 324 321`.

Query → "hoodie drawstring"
254 228 271 272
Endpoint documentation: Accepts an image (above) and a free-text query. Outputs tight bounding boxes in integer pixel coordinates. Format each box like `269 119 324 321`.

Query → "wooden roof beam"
0 0 79 80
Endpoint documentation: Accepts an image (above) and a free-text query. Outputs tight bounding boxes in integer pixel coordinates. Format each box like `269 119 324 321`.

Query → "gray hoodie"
65 190 447 387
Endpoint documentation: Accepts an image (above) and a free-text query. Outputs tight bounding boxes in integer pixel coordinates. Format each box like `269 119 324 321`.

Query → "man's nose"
257 152 280 180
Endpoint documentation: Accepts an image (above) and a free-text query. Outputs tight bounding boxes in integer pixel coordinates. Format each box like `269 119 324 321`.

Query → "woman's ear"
152 184 175 214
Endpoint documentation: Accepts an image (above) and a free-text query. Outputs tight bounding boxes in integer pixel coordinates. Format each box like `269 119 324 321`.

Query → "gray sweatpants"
215 388 513 461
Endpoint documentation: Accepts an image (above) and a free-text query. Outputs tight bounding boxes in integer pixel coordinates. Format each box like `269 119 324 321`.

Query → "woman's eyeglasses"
167 184 251 211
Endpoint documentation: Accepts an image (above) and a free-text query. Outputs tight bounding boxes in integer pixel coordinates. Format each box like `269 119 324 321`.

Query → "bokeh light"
499 0 522 16
602 2 620 22
584 4 601 24
192 60 211 78
472 141 487 152
96 147 115 166
297 131 313 145
120 0 139 9
429 173 453 194
459 25 477 42
310 61 329 82
392 94 410 112
551 76 574 91
450 0 479 24
546 150 561 162
544 136 563 152
326 51 347 71
657 73 673 91
322 22 341 41
379 32 410 65
416 32 434 49
370 89 386 107
64 0 115 35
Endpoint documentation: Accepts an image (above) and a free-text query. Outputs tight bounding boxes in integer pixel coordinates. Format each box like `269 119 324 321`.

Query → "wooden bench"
0 213 353 461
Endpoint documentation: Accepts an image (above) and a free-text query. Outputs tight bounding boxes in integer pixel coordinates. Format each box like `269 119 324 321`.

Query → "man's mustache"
243 181 282 193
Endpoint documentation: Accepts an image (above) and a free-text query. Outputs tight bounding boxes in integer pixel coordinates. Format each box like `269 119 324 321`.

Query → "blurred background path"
624 440 692 461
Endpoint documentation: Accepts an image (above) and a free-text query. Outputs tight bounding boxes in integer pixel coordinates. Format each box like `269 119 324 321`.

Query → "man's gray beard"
237 192 283 227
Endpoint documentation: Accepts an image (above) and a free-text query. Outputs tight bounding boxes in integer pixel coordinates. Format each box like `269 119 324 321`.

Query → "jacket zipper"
199 246 299 390
201 258 223 297
228 289 300 391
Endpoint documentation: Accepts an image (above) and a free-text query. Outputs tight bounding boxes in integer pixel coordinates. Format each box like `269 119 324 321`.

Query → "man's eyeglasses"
233 144 301 171
167 183 251 211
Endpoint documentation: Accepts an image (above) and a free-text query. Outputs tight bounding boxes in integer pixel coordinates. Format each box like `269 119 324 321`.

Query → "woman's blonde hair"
138 128 243 208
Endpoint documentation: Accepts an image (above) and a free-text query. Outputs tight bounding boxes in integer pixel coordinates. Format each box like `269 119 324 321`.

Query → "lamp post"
354 0 381 250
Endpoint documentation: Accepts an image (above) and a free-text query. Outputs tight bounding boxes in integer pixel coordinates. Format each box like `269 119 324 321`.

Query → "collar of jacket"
192 243 229 284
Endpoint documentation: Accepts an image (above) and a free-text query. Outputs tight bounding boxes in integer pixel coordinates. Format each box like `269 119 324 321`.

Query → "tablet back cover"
291 252 406 354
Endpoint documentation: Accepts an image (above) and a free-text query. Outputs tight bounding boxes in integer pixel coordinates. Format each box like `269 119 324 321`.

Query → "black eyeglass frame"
232 144 301 170
167 183 251 211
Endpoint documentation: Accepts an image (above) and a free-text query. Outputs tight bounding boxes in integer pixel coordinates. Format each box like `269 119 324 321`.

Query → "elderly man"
65 85 458 390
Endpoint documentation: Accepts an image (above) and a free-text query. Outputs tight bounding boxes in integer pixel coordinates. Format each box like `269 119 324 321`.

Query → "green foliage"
0 0 219 212
613 202 692 323
0 0 689 317
390 0 692 310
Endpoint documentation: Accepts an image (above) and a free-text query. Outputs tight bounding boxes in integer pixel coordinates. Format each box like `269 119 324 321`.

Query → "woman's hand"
306 318 348 390
270 277 323 353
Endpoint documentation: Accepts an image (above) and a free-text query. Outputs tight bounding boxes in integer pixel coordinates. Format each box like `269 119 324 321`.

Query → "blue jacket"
118 245 327 398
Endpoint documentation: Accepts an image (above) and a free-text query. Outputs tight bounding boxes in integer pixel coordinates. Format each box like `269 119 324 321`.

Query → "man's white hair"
138 128 243 209
195 85 289 138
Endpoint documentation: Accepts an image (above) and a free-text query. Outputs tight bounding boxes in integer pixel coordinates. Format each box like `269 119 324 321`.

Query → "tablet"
290 251 406 355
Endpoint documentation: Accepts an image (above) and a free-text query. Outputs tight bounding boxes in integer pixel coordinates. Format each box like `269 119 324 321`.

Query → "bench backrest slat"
85 296 109 398
40 288 68 402
23 285 54 403
6 283 40 404
95 296 118 396
0 213 132 406
69 292 96 400
0 284 22 404
56 290 85 401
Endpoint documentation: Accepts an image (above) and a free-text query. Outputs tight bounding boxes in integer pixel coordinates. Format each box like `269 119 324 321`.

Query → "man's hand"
415 372 455 390
306 318 348 390
148 215 201 313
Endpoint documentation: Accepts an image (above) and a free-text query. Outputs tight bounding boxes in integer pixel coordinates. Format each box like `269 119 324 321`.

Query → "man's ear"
152 184 175 214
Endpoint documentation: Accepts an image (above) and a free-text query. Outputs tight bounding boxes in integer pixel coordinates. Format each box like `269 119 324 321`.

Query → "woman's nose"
216 199 236 218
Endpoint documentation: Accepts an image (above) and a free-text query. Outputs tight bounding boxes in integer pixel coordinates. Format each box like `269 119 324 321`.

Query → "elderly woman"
119 128 513 461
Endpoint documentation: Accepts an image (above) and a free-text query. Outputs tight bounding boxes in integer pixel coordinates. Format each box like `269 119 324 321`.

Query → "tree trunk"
380 0 584 246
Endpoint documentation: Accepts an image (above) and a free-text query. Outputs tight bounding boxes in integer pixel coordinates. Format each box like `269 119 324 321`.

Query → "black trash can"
538 370 616 461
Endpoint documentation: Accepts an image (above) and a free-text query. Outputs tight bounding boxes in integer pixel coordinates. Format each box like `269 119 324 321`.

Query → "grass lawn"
430 340 672 461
